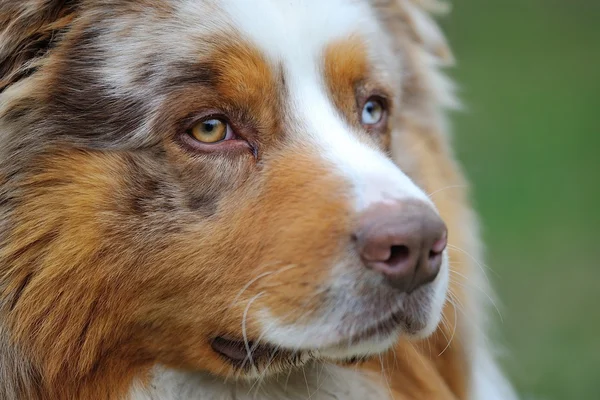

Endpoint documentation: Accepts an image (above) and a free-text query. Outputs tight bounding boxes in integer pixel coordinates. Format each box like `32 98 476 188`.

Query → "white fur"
220 0 431 211
131 364 391 400
213 0 451 367
470 344 519 400
258 307 402 358
4 1 513 398
256 255 450 359
402 0 454 66
290 80 433 212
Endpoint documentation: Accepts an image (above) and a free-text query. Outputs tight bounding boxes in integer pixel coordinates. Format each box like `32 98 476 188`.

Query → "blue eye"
361 98 385 126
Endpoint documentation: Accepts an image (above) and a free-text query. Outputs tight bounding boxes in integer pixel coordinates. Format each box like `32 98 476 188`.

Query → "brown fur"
323 37 369 124
2 146 353 398
0 1 506 399
323 37 393 150
321 14 470 398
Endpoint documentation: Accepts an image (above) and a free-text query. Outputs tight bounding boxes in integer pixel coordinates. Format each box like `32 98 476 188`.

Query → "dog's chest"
130 364 391 400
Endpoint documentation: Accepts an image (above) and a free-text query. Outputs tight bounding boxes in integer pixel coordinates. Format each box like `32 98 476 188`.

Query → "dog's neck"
130 364 391 400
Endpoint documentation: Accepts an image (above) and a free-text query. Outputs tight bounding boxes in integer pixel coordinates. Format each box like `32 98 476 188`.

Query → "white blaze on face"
220 0 446 354
221 0 433 212
289 84 433 211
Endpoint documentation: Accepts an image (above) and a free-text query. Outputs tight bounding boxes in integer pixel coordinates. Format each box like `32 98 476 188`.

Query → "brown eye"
190 118 230 143
361 98 386 126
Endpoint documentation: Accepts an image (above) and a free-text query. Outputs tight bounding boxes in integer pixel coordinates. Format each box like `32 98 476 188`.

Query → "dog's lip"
212 302 425 366
210 336 289 366
212 310 412 363
337 310 407 346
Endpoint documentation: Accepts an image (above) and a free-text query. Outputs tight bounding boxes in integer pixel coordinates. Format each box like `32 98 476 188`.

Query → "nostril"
426 233 447 272
428 249 442 265
429 233 448 260
388 245 410 266
432 233 448 254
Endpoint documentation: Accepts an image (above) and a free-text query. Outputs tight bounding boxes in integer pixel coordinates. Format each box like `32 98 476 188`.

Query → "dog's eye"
361 98 386 126
190 118 231 143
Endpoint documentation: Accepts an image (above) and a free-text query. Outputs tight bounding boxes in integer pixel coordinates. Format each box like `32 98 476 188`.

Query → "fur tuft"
0 0 78 92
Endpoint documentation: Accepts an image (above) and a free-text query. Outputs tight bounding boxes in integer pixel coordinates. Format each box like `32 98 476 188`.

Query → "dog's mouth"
343 310 412 345
210 337 259 366
212 271 445 373
210 335 372 373
210 336 305 371
211 311 411 370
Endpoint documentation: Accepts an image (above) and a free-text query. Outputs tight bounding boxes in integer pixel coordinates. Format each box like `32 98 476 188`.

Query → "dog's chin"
211 307 441 379
275 261 448 358
316 276 449 361
213 267 448 377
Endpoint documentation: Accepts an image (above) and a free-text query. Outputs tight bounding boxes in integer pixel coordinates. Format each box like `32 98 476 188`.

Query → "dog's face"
0 0 454 383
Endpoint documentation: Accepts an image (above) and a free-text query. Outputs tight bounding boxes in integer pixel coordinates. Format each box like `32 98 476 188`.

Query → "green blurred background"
440 1 599 398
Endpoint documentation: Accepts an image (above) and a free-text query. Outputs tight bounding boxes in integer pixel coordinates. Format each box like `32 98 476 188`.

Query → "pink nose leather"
354 201 448 293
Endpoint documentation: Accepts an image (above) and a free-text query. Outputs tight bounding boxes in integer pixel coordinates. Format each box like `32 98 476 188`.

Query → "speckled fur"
0 1 516 399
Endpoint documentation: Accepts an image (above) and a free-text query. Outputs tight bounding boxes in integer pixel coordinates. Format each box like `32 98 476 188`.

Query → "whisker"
216 264 298 337
284 365 293 391
446 287 490 342
391 340 399 371
447 243 499 279
407 340 431 373
446 284 468 314
379 354 394 400
307 365 328 400
449 276 503 322
248 346 279 396
242 291 265 371
437 315 451 345
229 263 299 311
426 184 467 198
302 364 311 398
438 294 458 357
450 268 487 291
446 289 467 316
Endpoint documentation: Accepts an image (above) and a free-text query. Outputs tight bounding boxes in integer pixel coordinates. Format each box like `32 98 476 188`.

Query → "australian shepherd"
0 0 517 399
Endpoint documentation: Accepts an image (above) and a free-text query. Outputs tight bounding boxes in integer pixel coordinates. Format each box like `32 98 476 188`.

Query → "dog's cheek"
218 147 355 328
1 149 240 373
147 145 357 357
2 145 356 378
2 150 164 381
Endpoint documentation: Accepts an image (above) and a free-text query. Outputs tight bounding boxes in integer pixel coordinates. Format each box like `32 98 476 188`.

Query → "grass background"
439 1 600 398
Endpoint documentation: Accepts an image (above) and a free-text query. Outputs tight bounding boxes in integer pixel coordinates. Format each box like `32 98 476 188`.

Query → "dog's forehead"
95 0 388 103
176 0 379 65
219 0 376 59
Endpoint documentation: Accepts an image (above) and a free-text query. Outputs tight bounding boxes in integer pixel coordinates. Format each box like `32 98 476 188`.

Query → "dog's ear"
0 0 79 92
403 0 454 65
375 0 454 66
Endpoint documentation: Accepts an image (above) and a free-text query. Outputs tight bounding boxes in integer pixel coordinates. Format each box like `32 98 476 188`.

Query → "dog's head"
0 0 456 387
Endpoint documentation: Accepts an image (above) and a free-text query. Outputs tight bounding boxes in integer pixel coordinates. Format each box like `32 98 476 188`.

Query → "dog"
0 0 517 399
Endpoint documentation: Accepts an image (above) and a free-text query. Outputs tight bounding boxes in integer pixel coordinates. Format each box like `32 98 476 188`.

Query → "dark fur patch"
0 1 78 92
164 61 220 89
187 194 219 216
47 44 152 148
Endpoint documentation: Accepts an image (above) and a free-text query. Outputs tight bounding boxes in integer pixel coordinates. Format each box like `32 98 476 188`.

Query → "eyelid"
363 95 389 110
183 111 231 132
358 86 393 111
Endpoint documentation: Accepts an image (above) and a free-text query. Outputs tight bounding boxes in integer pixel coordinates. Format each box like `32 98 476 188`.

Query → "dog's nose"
354 201 447 293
